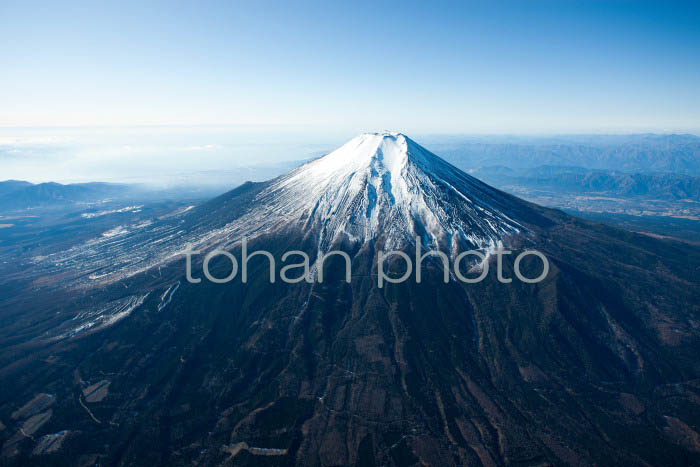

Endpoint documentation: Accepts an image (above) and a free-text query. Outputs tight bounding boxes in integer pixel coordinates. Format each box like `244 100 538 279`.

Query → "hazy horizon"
1 125 698 186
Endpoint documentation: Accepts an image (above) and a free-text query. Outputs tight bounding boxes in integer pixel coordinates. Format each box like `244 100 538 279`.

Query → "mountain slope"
0 180 32 198
0 133 699 466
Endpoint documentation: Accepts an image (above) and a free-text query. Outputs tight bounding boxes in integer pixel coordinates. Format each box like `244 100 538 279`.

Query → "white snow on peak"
231 131 525 250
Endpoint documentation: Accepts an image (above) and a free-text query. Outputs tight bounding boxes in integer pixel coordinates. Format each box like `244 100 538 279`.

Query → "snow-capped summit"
238 131 525 250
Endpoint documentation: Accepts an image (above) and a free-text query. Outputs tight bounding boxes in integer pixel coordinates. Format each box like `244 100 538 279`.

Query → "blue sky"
1 0 699 133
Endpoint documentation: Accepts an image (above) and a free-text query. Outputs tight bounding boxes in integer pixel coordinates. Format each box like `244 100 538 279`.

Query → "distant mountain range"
0 180 228 214
0 180 130 212
434 133 700 175
471 165 700 200
0 180 33 198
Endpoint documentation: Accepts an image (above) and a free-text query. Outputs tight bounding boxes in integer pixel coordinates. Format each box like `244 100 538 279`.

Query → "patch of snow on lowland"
61 293 149 338
101 226 128 238
81 205 143 218
157 281 180 311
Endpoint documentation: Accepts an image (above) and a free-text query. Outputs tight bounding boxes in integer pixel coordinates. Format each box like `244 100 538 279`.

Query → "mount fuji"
0 133 699 466
249 131 525 250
